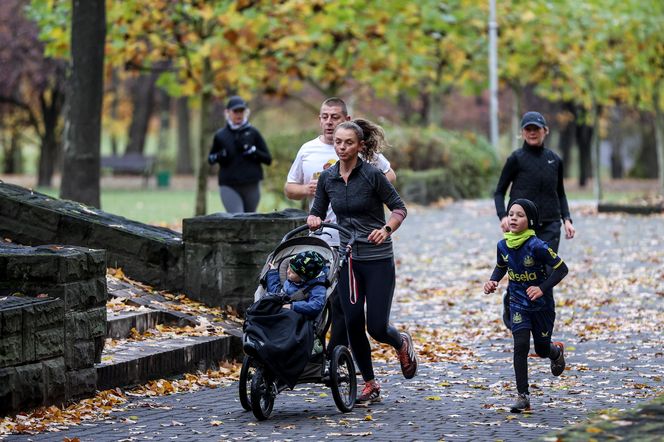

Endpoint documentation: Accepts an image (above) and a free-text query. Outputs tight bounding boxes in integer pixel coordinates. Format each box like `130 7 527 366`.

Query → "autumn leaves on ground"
1 201 662 437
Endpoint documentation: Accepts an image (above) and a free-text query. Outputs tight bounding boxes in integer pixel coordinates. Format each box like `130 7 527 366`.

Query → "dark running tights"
338 258 403 382
513 329 561 394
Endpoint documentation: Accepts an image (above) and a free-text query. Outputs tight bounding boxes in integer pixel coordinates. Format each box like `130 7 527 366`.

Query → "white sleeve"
286 148 305 184
372 153 392 174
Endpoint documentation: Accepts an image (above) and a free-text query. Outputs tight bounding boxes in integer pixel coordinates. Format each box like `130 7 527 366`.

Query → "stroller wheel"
330 346 356 413
250 368 276 420
239 355 257 411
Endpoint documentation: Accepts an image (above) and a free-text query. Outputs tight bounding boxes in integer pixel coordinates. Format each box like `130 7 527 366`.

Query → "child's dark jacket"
265 267 328 318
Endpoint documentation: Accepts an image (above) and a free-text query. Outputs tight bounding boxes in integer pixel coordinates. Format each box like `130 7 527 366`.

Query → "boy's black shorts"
510 308 556 345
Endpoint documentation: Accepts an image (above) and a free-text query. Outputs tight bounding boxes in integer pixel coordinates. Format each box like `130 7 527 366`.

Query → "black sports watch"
382 225 392 234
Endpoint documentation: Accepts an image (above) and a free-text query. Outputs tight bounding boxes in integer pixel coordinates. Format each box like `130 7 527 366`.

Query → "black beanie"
508 198 540 228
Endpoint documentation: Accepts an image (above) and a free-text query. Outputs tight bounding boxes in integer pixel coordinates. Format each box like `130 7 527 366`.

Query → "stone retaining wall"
0 244 107 415
183 209 307 311
0 182 183 290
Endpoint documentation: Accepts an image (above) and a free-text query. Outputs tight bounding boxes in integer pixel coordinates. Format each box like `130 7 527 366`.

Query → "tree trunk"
2 129 22 174
511 86 523 152
608 105 624 179
653 85 664 195
109 68 120 155
575 111 593 187
558 102 576 178
125 72 157 155
175 96 192 174
631 112 658 178
157 87 171 165
590 103 603 202
195 57 213 216
60 0 105 208
420 90 431 126
37 87 65 188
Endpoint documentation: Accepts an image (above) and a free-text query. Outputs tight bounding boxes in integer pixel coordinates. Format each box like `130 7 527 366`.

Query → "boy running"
483 198 569 412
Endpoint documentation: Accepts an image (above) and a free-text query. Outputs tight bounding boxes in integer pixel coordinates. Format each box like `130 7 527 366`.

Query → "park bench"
100 153 156 186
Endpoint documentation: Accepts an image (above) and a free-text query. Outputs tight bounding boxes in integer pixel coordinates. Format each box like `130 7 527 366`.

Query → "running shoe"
551 341 566 376
510 393 531 413
357 380 381 403
397 332 418 379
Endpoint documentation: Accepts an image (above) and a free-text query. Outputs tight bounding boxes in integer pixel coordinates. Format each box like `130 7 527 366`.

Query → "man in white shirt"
284 97 396 357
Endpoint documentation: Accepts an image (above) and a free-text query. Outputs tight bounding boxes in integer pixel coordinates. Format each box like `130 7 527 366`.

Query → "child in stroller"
266 250 327 318
240 223 357 420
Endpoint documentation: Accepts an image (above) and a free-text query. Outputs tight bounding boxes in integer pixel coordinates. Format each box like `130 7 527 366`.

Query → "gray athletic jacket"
310 158 407 261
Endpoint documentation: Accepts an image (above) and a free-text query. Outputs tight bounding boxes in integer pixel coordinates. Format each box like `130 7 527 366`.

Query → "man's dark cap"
226 96 247 110
508 198 540 228
520 111 547 129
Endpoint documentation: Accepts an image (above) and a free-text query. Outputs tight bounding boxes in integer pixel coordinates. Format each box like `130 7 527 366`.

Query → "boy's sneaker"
397 332 418 379
551 341 566 376
510 393 531 413
357 380 381 403
502 291 511 330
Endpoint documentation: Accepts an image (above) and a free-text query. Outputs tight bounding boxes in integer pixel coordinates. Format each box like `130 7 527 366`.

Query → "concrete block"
0 366 16 415
13 363 44 410
1 307 22 334
66 367 96 399
0 335 23 368
64 339 95 370
34 328 64 360
42 357 66 404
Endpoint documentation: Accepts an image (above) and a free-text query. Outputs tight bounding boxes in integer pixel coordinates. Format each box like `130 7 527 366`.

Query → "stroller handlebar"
282 223 356 249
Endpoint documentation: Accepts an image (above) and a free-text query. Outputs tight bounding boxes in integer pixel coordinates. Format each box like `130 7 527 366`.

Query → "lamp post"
489 0 499 150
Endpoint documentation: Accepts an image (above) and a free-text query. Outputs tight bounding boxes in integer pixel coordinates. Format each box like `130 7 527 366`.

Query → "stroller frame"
239 223 357 421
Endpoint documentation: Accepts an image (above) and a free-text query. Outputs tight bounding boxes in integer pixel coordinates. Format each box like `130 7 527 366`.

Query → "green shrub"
261 126 499 207
262 130 318 209
384 125 499 201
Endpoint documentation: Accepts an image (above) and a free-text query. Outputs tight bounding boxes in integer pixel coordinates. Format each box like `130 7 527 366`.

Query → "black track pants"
337 258 402 382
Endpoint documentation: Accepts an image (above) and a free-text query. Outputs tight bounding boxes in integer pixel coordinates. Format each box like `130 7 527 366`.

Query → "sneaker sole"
357 396 381 404
510 405 531 413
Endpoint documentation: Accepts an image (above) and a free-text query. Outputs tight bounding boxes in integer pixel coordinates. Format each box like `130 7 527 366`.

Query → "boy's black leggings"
337 258 402 382
513 329 561 394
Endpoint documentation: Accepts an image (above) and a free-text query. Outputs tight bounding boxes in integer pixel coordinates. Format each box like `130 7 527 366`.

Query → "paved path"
6 201 664 441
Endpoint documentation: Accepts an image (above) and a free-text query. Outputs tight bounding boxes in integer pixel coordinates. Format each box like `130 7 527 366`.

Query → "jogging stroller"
239 223 357 421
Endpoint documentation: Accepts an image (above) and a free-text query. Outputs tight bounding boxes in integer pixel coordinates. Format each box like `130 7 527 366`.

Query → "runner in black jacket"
494 111 575 252
308 121 417 405
208 96 272 213
494 111 575 328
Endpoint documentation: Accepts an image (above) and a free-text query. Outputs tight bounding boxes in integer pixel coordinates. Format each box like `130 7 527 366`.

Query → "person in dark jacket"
266 250 328 318
307 121 417 405
494 111 576 328
208 96 272 213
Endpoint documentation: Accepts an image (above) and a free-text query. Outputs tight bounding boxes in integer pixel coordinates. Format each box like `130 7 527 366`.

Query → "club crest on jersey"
523 255 535 267
512 312 523 324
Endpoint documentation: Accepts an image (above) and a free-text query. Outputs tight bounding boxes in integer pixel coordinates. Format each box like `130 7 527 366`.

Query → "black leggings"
337 258 402 382
513 329 560 394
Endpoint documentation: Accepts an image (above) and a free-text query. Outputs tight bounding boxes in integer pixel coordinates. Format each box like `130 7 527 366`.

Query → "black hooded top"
494 143 571 224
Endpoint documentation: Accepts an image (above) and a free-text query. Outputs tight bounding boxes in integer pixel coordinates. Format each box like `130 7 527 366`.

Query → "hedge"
262 125 499 207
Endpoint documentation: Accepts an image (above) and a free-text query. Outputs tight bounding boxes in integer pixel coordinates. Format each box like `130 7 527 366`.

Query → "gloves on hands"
208 149 228 165
242 145 257 156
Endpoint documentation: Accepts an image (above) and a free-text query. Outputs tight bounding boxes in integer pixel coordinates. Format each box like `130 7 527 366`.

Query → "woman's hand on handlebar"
307 215 322 230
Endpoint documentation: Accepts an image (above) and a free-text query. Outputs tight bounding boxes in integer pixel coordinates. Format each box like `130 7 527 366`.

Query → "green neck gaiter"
504 229 536 249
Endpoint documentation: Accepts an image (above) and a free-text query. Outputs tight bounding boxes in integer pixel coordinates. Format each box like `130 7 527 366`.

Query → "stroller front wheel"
330 346 356 413
250 367 276 420
239 355 256 411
